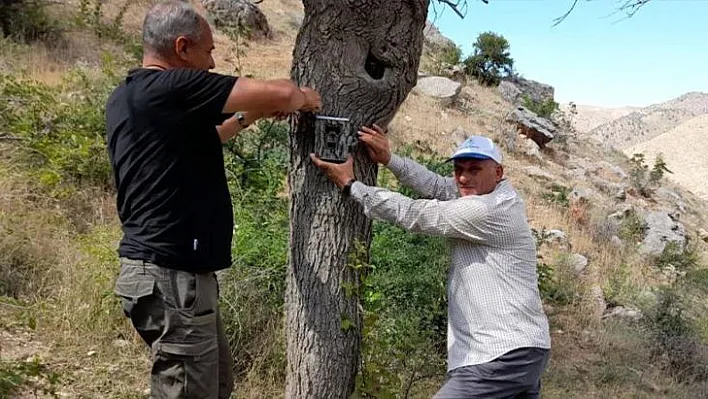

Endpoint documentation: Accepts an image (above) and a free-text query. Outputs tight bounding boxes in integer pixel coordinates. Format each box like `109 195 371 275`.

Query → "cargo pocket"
157 310 218 357
114 265 157 318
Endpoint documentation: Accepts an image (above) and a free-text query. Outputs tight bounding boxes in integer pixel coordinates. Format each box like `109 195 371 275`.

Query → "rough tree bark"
285 0 428 397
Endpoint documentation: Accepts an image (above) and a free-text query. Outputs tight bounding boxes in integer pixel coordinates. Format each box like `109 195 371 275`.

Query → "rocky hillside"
1 1 708 398
583 91 708 148
563 103 638 133
626 113 708 200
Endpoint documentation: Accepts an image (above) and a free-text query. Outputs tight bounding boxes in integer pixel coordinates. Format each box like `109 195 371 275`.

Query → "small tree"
649 153 672 184
463 31 513 86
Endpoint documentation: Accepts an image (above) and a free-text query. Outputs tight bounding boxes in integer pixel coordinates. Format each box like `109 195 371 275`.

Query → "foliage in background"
628 152 673 197
0 0 61 42
463 31 514 86
0 59 121 193
523 94 559 119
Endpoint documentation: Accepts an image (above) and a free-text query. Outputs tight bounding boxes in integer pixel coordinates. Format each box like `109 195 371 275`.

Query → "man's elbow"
275 84 304 112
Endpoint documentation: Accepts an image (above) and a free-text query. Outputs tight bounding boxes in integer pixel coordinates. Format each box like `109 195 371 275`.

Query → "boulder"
201 0 271 40
519 136 542 161
639 211 686 256
507 106 557 148
655 187 687 214
498 80 522 103
415 76 461 106
504 76 555 104
568 253 588 274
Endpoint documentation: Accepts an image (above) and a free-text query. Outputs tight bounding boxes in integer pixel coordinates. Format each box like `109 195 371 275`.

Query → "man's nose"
458 174 469 184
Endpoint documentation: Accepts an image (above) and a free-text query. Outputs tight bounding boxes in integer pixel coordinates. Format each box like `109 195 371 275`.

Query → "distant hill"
582 92 708 148
563 103 639 133
625 113 708 200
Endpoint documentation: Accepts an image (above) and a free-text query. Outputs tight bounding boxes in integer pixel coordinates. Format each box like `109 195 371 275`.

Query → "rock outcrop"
499 77 555 105
640 211 687 256
507 106 557 147
202 0 271 40
415 76 461 106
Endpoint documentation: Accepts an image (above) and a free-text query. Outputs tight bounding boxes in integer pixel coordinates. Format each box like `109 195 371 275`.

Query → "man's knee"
151 346 220 399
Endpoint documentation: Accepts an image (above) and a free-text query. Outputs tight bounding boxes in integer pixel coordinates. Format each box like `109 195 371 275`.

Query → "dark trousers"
114 258 234 399
433 347 550 399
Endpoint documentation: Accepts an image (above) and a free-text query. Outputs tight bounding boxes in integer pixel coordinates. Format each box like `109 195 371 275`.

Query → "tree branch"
618 0 652 17
551 0 579 27
436 0 465 18
553 0 652 26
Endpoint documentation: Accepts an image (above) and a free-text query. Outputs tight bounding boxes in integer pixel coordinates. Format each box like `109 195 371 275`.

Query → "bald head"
142 0 205 57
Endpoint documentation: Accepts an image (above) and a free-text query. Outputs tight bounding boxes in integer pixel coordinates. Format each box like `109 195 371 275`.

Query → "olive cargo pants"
114 258 234 399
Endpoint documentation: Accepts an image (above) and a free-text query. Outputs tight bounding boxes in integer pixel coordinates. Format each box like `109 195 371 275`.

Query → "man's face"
453 158 503 196
174 18 216 71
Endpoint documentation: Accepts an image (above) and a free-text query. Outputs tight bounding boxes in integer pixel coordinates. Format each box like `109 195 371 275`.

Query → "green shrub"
537 255 580 306
439 45 462 66
0 0 61 42
0 357 60 398
645 243 708 383
542 184 570 207
463 31 514 86
0 62 121 192
628 152 672 197
522 95 559 118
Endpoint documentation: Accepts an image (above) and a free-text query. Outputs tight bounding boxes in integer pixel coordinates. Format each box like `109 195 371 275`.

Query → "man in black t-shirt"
106 1 321 398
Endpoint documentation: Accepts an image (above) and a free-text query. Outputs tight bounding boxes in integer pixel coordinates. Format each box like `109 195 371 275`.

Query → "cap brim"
445 153 494 163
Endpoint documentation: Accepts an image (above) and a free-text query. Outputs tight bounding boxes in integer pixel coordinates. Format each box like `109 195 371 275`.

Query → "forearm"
217 111 263 143
386 154 458 200
349 181 487 241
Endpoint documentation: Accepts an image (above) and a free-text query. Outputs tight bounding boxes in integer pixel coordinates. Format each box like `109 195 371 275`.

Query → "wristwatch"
235 112 249 129
342 178 356 197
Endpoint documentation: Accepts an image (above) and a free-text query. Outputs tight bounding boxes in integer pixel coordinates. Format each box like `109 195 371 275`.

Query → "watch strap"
342 178 356 197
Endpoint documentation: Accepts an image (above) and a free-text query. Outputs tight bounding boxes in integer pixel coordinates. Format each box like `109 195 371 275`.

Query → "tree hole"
364 52 386 80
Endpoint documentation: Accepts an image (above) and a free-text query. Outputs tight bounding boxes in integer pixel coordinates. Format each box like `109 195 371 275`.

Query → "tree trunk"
285 0 428 397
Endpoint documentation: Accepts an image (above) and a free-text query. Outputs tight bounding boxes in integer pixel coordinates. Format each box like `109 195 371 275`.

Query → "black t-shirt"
105 68 238 272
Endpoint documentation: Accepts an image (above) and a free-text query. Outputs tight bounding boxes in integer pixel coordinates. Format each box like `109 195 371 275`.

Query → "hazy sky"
427 0 708 108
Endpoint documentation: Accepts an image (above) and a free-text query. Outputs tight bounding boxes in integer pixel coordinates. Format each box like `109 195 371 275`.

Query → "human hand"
299 87 322 112
357 124 391 165
309 153 355 189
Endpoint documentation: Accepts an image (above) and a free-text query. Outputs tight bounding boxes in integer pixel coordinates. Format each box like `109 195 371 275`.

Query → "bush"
522 95 559 118
0 61 121 192
628 152 672 197
439 45 462 66
0 0 61 42
645 243 708 383
0 357 60 398
463 31 514 86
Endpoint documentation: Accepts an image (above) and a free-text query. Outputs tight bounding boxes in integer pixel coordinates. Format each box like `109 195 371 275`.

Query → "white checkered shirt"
350 154 551 371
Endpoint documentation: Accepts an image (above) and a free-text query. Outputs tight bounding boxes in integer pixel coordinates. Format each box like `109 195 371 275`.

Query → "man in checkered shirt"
311 125 551 398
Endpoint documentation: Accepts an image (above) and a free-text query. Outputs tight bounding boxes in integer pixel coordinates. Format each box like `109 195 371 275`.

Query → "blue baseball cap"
447 135 503 164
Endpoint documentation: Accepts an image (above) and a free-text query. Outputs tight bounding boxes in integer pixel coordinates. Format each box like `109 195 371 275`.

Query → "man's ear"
174 36 190 60
496 164 504 182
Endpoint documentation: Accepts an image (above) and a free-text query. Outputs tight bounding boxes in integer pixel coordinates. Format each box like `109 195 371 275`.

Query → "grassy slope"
1 0 707 398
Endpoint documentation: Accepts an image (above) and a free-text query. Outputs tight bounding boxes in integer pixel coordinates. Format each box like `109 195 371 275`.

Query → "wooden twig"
552 0 579 27
437 0 465 18
0 135 23 141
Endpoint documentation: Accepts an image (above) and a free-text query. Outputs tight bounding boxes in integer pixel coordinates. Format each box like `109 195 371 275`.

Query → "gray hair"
142 1 204 56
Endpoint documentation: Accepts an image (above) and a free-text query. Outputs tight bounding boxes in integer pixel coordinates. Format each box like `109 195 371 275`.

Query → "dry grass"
0 158 150 397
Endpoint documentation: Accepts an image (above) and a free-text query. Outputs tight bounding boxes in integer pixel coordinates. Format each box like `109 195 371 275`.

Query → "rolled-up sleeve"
350 181 490 242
